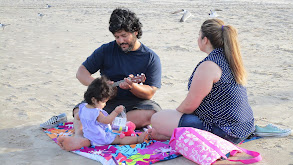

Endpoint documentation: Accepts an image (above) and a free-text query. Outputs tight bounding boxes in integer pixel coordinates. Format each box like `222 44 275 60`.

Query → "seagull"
209 10 219 18
214 8 222 12
172 9 193 22
46 4 51 8
38 13 45 19
0 23 10 30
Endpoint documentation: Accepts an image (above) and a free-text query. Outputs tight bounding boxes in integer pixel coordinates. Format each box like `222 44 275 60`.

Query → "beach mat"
43 122 180 165
43 122 260 165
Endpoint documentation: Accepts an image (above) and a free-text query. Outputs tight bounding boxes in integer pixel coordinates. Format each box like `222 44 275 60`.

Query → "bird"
214 8 222 12
209 10 219 18
46 4 51 8
38 13 45 19
0 23 10 30
172 9 193 22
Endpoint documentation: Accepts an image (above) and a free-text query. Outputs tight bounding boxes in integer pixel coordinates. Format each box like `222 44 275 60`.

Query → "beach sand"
0 0 292 164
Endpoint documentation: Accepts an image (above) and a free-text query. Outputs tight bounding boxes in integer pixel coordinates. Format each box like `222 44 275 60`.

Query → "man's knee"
145 109 156 117
142 110 156 121
127 110 155 128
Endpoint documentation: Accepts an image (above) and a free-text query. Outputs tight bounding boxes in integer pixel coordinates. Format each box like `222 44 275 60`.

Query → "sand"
0 0 292 164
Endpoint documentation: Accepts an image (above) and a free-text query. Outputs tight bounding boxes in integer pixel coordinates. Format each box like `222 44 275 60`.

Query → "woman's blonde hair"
201 19 247 85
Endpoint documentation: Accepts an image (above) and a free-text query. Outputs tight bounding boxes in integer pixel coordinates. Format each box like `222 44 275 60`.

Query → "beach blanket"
43 122 260 165
43 122 180 165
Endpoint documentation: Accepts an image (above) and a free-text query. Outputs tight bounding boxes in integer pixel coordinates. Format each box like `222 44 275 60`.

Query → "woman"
151 19 254 144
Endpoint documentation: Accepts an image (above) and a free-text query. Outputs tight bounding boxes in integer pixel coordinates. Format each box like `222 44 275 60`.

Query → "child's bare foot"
57 136 90 151
57 136 66 150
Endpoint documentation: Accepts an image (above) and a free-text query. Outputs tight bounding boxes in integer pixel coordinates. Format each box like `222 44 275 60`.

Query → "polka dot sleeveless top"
188 48 254 138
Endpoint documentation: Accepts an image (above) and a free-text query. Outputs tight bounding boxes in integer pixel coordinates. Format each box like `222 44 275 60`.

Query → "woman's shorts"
178 114 246 144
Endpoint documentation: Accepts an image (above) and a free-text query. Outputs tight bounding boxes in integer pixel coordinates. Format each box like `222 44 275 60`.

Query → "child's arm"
97 105 124 124
75 112 80 121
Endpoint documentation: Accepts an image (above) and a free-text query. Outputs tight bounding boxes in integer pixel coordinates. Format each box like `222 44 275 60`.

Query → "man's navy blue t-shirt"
82 41 162 99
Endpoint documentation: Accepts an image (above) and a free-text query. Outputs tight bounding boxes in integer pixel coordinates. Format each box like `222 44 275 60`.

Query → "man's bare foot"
57 136 90 151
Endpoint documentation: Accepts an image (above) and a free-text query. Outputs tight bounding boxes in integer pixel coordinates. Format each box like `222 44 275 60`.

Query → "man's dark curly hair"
109 8 143 39
84 76 116 105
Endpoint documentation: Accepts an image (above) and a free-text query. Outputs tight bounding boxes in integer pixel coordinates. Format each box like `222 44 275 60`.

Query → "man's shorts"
73 97 161 117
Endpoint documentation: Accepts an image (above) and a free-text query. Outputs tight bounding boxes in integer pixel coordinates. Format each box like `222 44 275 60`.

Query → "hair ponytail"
222 25 247 85
201 19 247 85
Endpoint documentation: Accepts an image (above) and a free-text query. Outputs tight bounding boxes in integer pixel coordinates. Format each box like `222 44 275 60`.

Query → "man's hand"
119 74 134 90
107 80 114 85
118 74 156 100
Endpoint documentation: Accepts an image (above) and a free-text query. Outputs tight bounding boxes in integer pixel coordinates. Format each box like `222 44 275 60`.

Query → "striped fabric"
188 48 254 138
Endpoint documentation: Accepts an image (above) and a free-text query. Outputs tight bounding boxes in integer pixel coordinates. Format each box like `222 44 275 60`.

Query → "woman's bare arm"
176 61 222 114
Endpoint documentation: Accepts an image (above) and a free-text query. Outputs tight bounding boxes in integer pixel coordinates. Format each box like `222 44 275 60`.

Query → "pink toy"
119 121 136 138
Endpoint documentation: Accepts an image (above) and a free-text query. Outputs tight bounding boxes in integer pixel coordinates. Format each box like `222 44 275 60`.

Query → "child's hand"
114 105 124 114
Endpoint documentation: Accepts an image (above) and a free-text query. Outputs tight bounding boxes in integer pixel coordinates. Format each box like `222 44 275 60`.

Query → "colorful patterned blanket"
44 122 261 165
43 122 180 165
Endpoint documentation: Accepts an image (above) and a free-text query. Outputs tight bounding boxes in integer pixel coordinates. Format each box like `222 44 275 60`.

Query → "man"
64 8 162 149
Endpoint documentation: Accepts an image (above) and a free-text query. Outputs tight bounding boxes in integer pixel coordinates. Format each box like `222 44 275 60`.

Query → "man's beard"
120 43 134 53
119 34 137 53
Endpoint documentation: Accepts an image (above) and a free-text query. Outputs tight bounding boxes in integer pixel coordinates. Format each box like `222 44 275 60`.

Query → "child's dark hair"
84 76 116 105
109 8 143 39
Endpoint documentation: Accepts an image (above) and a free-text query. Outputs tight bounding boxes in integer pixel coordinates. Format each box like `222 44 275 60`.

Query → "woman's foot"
148 127 170 140
137 131 148 143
